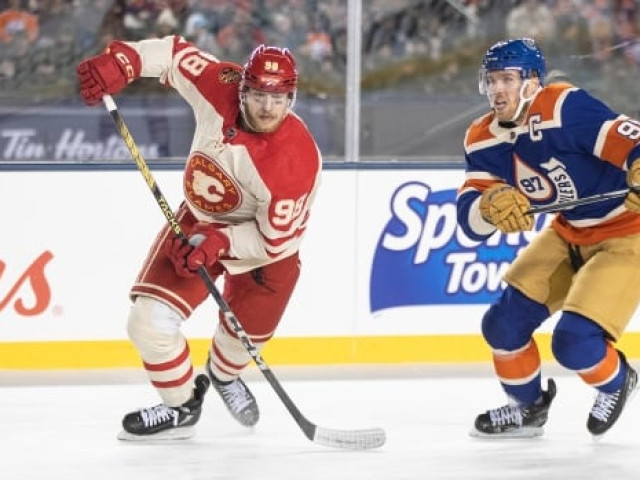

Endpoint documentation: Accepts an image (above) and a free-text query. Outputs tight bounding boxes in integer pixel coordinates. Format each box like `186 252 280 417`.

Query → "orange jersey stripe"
526 84 570 122
552 210 640 245
458 179 502 195
493 340 541 384
578 343 619 387
597 117 640 168
464 113 495 147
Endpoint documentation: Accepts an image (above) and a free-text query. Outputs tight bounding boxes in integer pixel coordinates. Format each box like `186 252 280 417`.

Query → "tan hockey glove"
625 158 640 213
479 183 534 233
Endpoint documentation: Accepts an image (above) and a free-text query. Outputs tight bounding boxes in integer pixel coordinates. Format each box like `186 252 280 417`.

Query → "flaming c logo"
0 251 53 316
184 152 241 215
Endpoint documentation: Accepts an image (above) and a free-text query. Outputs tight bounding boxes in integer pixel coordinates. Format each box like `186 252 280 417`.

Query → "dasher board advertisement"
1 168 639 368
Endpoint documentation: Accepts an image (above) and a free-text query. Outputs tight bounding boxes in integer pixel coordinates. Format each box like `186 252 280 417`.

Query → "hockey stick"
101 94 386 450
527 188 631 215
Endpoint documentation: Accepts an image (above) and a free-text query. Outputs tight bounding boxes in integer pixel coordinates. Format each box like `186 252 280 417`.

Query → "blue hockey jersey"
457 82 640 245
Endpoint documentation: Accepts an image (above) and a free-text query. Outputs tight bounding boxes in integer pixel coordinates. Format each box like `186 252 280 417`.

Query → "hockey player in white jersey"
76 36 322 440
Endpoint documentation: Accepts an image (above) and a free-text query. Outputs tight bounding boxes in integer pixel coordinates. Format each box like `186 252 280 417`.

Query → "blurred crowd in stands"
2 0 640 100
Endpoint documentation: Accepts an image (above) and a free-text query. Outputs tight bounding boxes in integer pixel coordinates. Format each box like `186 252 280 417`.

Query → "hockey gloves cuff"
625 159 640 213
479 183 533 233
76 41 141 106
165 223 231 278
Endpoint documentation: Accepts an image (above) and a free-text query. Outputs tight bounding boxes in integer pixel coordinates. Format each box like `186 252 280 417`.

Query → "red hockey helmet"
242 44 297 94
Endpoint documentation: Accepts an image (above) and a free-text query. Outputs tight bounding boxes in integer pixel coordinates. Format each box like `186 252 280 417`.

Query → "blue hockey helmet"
479 38 546 95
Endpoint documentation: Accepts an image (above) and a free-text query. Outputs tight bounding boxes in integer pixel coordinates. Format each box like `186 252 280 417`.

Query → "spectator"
70 0 113 53
216 8 266 62
153 6 180 38
613 0 640 65
0 0 39 45
121 0 156 40
551 0 590 57
506 0 556 49
582 0 615 61
299 16 333 71
35 0 74 49
0 29 31 80
183 12 221 55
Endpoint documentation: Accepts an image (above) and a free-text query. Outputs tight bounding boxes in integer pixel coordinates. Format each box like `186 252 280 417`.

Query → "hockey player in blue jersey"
457 37 640 438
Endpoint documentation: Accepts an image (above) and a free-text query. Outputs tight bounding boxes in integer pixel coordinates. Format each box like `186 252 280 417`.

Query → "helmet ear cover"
479 38 546 95
242 44 298 94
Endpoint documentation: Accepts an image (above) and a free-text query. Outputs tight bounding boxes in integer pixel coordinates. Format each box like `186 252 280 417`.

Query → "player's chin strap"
100 94 385 451
526 188 637 215
510 80 541 122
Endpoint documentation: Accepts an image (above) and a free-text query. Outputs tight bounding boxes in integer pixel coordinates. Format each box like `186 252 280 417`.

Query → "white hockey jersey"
126 36 322 274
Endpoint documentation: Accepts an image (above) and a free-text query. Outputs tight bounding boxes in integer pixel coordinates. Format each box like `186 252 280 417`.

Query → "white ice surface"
1 365 639 480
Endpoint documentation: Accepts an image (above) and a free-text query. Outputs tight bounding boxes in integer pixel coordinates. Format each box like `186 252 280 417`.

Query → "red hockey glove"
165 223 230 278
479 182 533 233
76 41 140 106
625 158 640 213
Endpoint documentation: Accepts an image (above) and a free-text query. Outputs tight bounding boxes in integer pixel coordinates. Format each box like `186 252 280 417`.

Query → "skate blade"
469 426 544 439
117 426 195 442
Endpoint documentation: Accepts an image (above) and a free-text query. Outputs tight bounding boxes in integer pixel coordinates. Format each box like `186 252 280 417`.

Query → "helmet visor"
479 67 524 95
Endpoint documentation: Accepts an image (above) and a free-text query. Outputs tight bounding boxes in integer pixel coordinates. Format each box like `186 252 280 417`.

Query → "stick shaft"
527 189 629 215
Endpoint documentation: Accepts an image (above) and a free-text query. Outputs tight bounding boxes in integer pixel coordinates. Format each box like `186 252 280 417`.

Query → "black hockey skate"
118 374 210 441
587 353 639 437
206 356 259 427
471 378 557 438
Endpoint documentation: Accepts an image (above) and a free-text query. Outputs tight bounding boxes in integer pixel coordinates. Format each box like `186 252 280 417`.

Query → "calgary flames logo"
184 152 241 215
0 251 53 316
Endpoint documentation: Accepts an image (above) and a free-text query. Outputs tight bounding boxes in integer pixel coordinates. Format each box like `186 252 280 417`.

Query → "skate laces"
590 390 619 422
488 404 523 427
139 404 179 427
219 380 253 412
